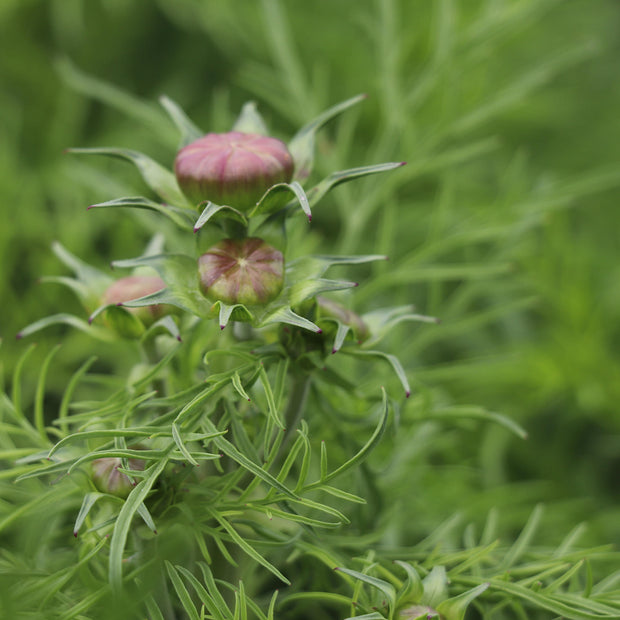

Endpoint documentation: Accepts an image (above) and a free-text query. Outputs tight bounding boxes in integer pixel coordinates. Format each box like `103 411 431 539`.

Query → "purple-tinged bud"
317 296 370 343
101 275 166 325
198 237 284 306
174 132 294 210
91 452 146 498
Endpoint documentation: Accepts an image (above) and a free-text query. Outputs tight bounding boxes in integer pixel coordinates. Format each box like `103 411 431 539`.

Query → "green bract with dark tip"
174 132 294 210
317 295 370 343
198 237 284 306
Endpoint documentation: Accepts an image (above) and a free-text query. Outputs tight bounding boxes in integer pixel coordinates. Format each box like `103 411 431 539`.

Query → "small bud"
101 275 166 325
317 296 370 343
174 132 294 210
198 237 284 306
91 453 146 498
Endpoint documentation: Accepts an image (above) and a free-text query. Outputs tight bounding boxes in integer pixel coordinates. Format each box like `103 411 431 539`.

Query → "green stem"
282 374 311 447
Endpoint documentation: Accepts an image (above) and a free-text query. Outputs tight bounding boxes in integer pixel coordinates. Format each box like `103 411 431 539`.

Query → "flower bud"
91 453 146 498
174 132 294 210
102 275 166 325
317 296 369 343
198 237 284 306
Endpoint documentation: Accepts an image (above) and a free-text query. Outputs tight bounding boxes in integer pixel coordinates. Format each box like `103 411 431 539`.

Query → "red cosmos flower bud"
174 132 294 210
198 237 284 306
91 452 146 498
101 275 166 324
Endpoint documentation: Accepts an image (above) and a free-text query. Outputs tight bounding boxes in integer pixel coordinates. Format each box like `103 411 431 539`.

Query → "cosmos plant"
9 90 618 620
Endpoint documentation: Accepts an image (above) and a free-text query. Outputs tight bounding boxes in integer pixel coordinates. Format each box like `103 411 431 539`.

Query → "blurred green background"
1 0 619 556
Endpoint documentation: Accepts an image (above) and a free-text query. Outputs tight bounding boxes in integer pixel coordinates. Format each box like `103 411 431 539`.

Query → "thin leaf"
499 504 544 570
310 388 388 487
288 93 367 179
58 355 97 435
165 562 200 620
88 196 194 230
343 349 411 397
160 95 203 147
68 147 189 207
202 418 298 499
73 492 103 537
335 566 396 608
232 101 269 135
289 278 358 306
109 455 169 590
306 162 406 208
430 406 528 439
206 509 290 585
17 313 116 342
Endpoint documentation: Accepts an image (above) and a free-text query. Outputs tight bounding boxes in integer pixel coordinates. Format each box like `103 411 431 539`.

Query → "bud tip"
87 205 95 211
176 335 182 342
15 332 23 340
220 325 226 331
317 328 323 334
331 348 337 354
406 390 411 398
73 532 78 538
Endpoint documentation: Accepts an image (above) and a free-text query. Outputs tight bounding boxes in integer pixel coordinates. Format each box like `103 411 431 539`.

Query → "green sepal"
436 583 490 620
288 254 387 280
159 95 203 148
343 349 411 397
143 315 181 342
232 101 269 135
103 305 146 339
289 278 358 306
88 196 195 230
210 301 255 329
362 305 439 348
288 93 367 180
51 241 113 304
258 306 321 333
68 147 190 207
193 201 248 232
249 181 311 222
421 566 449 608
335 566 396 609
306 161 406 208
395 561 425 607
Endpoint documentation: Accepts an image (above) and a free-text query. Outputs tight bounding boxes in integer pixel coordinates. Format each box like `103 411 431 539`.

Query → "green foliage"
2 0 620 618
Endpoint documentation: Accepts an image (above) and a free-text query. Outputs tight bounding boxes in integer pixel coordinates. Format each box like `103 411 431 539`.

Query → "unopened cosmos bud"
91 453 146 499
102 275 166 324
174 132 294 210
198 237 284 306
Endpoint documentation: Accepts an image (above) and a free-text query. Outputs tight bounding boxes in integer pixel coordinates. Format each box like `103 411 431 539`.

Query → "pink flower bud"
198 237 284 306
102 275 166 324
174 132 294 210
91 453 146 498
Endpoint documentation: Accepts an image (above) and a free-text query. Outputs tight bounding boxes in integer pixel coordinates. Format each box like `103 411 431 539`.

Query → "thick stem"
282 374 312 448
